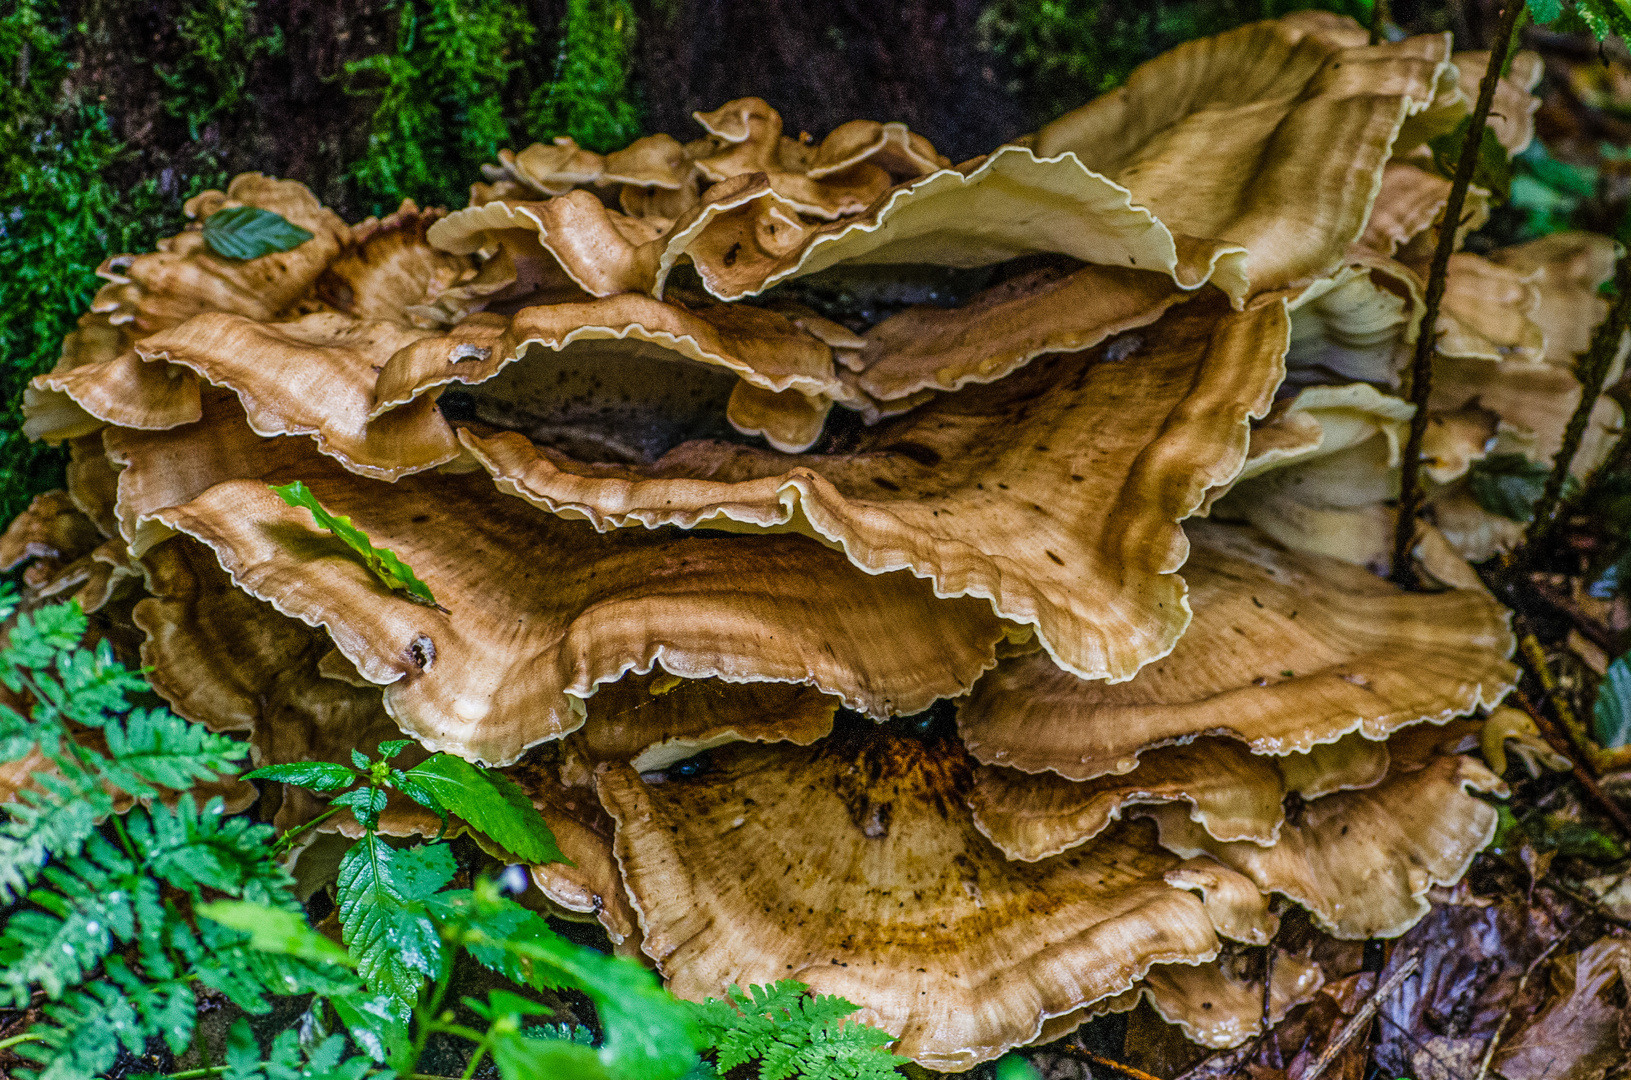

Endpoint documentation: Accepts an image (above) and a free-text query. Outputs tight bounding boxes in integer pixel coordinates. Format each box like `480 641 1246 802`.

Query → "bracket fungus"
6 12 1565 1070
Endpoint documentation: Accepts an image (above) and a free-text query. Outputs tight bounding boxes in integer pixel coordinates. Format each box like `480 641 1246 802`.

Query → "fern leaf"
693 982 904 1080
336 835 452 1015
0 834 136 1003
0 768 111 902
12 980 140 1080
103 959 196 1056
98 706 247 796
131 795 289 898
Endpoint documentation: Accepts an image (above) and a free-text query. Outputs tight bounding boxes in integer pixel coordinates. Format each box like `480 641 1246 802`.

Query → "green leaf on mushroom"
270 481 440 608
202 205 316 260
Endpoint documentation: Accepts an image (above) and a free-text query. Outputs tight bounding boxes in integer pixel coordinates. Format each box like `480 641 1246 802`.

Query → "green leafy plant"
1469 453 1580 522
529 0 643 153
1595 653 1631 747
689 981 907 1080
0 597 343 1080
202 206 314 260
155 0 285 141
270 481 439 606
344 0 536 214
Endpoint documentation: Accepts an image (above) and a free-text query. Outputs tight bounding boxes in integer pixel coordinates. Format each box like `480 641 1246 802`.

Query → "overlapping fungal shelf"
9 10 1605 1069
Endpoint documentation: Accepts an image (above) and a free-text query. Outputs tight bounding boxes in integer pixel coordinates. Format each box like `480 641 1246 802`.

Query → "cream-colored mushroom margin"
369 293 851 454
463 298 1287 683
24 195 481 459
956 519 1515 782
1033 12 1452 300
1212 383 1417 568
106 398 1006 765
1144 724 1507 939
567 671 838 772
1139 949 1326 1049
850 264 1191 402
428 147 1252 306
968 732 1391 862
595 723 1268 1070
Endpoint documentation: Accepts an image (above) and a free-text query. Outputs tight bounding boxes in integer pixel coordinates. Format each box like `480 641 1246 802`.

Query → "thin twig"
1525 252 1631 551
1370 0 1389 44
1507 684 1631 837
1391 0 1528 587
1057 1042 1164 1080
1301 953 1420 1080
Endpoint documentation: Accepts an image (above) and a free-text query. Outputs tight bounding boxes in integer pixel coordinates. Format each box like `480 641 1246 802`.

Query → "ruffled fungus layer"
1034 13 1451 298
957 520 1515 780
969 732 1391 862
570 672 837 772
598 723 1234 1070
110 400 1005 764
1147 726 1505 939
465 296 1287 682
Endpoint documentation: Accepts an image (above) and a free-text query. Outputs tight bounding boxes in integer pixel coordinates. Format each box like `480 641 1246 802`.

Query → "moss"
979 0 1375 128
157 0 285 142
529 0 643 154
0 0 213 524
345 0 538 215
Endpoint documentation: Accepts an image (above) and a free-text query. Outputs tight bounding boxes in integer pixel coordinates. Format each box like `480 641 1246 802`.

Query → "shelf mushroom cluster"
6 11 1592 1069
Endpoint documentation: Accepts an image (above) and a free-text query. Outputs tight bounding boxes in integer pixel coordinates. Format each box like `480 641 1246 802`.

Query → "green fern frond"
0 768 111 902
0 834 137 1003
12 979 142 1080
97 706 248 797
693 981 905 1080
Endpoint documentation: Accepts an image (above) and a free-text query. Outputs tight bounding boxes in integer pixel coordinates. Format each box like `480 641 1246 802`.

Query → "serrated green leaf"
402 754 566 865
378 739 412 759
333 786 388 832
435 886 699 1079
246 760 359 792
330 989 411 1066
1429 116 1514 203
202 205 315 260
198 902 355 968
270 481 437 606
336 836 454 1015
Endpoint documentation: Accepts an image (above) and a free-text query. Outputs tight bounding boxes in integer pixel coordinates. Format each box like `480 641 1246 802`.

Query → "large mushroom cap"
956 520 1515 780
109 398 1006 764
1034 14 1451 297
1146 724 1506 939
968 732 1391 862
462 296 1287 683
597 718 1235 1070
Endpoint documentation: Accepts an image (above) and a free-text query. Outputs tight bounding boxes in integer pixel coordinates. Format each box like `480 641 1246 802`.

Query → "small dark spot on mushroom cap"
723 241 741 267
872 476 901 492
1045 550 1064 566
407 634 436 672
1251 596 1264 608
882 440 942 468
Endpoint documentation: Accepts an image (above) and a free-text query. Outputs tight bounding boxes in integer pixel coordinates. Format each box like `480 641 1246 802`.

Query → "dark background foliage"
0 0 1475 524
